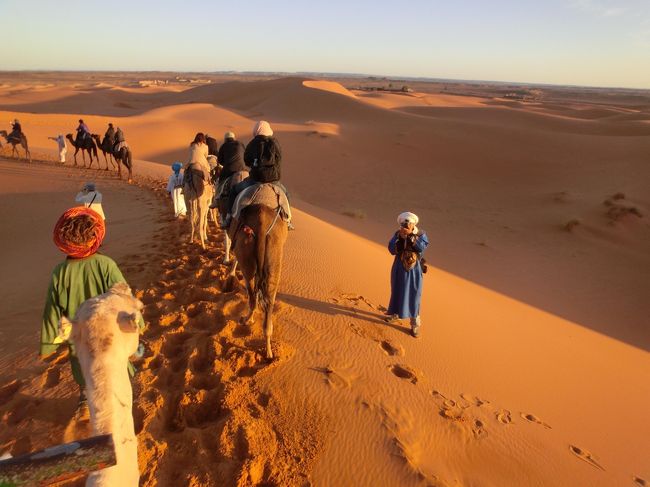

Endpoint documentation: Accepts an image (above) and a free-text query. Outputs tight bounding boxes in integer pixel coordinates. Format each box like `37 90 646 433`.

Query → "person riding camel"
183 133 211 187
8 119 22 142
104 123 116 147
76 119 90 144
206 133 219 158
113 126 127 152
217 131 246 185
222 121 291 229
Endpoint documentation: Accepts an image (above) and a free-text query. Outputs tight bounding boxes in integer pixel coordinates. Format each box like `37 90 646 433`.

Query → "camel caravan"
0 120 292 484
1 118 132 181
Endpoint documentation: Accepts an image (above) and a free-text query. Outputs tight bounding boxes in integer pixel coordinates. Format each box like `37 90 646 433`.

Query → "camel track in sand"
0 169 323 487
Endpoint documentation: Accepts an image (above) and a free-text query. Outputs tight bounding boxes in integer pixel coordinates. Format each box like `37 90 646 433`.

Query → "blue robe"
388 231 429 318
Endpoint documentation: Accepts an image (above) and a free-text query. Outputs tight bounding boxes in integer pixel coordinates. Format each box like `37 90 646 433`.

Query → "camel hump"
232 183 291 222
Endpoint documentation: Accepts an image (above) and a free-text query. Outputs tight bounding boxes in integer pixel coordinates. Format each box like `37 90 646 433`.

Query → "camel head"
68 282 143 362
65 133 74 142
91 133 100 142
0 130 7 139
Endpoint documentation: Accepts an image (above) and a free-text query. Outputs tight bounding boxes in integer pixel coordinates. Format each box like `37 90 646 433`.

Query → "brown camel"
183 166 213 249
66 133 99 168
90 133 116 171
0 130 31 162
228 204 288 359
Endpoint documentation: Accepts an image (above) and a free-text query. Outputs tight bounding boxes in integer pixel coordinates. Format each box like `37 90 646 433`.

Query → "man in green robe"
41 206 143 407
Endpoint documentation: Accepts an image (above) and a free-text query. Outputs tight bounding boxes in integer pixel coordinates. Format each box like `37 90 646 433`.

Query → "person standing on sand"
166 162 187 218
40 207 143 410
75 182 106 220
48 134 67 163
385 212 429 337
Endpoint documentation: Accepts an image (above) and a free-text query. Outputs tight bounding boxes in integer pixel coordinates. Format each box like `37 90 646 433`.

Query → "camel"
90 134 116 171
183 165 214 249
0 130 31 162
59 282 142 487
66 134 99 168
228 204 288 359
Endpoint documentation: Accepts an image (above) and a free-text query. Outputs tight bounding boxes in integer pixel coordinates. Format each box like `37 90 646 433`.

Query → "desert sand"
0 73 648 486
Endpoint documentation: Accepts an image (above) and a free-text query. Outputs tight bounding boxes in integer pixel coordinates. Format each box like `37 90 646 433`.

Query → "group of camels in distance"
1 121 288 360
0 126 133 181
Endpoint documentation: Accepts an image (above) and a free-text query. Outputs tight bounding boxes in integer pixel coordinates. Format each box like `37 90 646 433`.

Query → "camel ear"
54 317 73 344
117 311 139 333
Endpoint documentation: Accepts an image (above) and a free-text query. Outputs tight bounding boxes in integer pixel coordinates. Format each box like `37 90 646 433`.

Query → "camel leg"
264 308 274 360
224 233 232 264
117 157 122 179
244 279 257 325
73 148 79 166
199 211 207 250
189 200 197 245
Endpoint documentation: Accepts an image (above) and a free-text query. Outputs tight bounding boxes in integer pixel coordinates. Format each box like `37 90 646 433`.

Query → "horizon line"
1 69 649 93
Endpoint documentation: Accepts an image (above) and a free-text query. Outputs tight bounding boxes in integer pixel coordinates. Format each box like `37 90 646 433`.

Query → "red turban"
53 207 106 258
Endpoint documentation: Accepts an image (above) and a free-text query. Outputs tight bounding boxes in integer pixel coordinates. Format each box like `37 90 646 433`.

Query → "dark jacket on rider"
114 128 125 143
244 135 282 183
105 126 115 141
11 122 22 136
206 136 219 157
217 139 246 184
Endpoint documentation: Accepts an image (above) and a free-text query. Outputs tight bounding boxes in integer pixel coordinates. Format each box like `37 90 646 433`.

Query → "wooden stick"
0 434 115 486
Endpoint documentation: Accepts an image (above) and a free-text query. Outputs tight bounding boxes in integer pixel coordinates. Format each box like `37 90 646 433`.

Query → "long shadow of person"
277 293 411 336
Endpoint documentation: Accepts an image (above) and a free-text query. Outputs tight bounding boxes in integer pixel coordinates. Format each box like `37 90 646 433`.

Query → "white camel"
184 171 213 249
60 282 143 487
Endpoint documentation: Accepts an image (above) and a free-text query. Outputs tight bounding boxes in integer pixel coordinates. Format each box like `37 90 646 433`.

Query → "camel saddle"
7 131 22 143
216 171 249 200
183 163 207 197
232 183 291 222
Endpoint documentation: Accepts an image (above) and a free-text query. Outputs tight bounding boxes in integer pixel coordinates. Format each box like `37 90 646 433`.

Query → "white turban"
253 120 273 137
398 212 419 225
398 212 419 234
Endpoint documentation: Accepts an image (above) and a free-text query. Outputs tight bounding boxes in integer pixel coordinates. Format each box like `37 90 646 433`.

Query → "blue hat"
172 162 182 173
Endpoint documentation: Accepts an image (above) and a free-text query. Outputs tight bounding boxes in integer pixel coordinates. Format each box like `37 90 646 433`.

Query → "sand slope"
1 76 649 486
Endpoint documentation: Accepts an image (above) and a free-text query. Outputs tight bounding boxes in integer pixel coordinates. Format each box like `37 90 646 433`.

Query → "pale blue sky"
1 0 649 88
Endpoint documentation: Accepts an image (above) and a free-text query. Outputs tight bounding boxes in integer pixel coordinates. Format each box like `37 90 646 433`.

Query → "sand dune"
0 75 649 486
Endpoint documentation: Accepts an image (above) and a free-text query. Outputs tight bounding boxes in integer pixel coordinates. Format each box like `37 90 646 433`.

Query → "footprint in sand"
379 340 404 357
496 409 513 424
0 379 22 406
634 476 647 486
472 419 488 439
389 364 418 384
314 366 352 388
520 412 552 429
569 445 605 471
43 367 61 388
460 392 489 407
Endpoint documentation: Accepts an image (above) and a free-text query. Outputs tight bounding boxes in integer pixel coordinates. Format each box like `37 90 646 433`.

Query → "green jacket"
40 253 139 356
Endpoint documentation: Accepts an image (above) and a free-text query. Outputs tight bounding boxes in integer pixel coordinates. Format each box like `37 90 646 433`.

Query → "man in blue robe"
386 212 429 337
